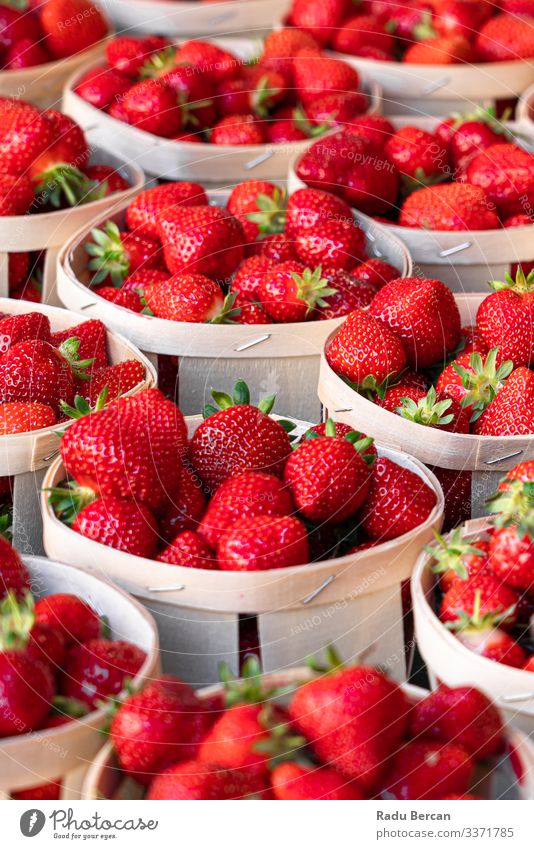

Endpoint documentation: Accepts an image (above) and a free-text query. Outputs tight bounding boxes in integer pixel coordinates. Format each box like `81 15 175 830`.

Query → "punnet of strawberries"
74 32 374 144
294 110 534 231
286 0 534 65
80 180 400 321
427 461 534 673
0 313 146 434
94 651 518 800
49 381 438 566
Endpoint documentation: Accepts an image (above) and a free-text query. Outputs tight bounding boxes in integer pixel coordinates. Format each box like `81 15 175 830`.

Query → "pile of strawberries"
295 110 534 234
82 180 399 323
0 0 108 71
74 32 373 143
50 383 437 567
0 313 146 434
286 0 534 65
104 654 509 800
429 460 534 673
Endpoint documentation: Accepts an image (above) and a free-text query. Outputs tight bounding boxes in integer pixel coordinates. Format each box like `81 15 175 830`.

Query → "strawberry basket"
0 298 156 556
40 413 443 687
517 83 534 128
0 553 159 798
288 116 534 294
61 37 382 184
412 517 534 735
80 670 534 800
55 188 411 421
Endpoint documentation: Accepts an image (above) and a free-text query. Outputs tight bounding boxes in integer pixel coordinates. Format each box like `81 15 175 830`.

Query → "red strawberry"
476 269 534 368
40 0 108 59
86 222 162 286
259 261 336 322
403 34 474 64
433 0 492 38
500 460 534 487
0 536 30 601
95 287 144 313
385 126 448 186
399 182 500 230
0 173 34 216
175 40 238 82
284 420 375 522
51 319 108 372
473 367 534 436
198 471 293 549
436 347 513 420
231 256 275 303
376 383 426 413
467 143 534 219
72 496 159 558
156 205 244 281
260 28 320 82
326 308 407 389
255 233 298 263
369 277 462 368
0 313 49 354
156 530 215 568
234 302 270 324
217 68 286 119
271 763 365 800
343 114 394 149
294 219 366 271
395 387 470 434
432 468 472 532
147 760 257 800
428 530 490 594
0 648 55 737
293 49 361 105
159 467 207 542
0 101 57 178
7 252 31 291
210 114 265 145
458 323 490 357
332 14 396 56
384 740 473 800
447 112 510 175
60 388 187 510
122 268 170 294
440 576 519 626
0 6 41 50
226 181 285 244
83 360 145 405
447 599 527 668
489 526 534 592
476 14 534 62
120 80 182 138
0 402 56 434
360 457 437 541
61 638 146 708
145 273 231 323
291 0 349 46
34 593 101 646
217 514 309 571
410 685 504 759
0 339 87 413
285 187 353 239
303 91 369 130
317 269 379 318
350 258 398 288
74 66 131 110
27 622 67 674
84 165 129 196
105 35 169 78
156 64 216 130
126 182 208 240
11 779 62 801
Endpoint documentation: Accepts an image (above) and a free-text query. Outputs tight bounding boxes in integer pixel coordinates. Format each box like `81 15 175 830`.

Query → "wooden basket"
288 118 534 294
55 189 411 421
0 145 144 307
317 292 534 518
0 298 156 557
80 671 534 800
412 517 534 736
0 554 159 798
40 413 444 687
61 37 382 184
516 84 534 127
105 0 291 37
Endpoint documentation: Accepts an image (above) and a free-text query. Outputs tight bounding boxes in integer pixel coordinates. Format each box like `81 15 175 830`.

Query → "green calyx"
219 655 293 708
489 267 534 295
139 47 178 79
292 265 337 314
253 704 309 768
396 386 454 428
445 589 515 634
52 695 90 719
304 419 376 466
292 107 331 139
412 12 437 42
47 480 98 526
454 347 513 422
401 167 449 197
426 528 487 580
0 591 35 651
245 187 287 235
85 221 129 286
251 74 282 118
0 512 12 542
58 337 95 382
487 479 534 539
207 292 242 325
202 379 296 437
60 387 109 420
34 164 95 209
306 643 345 674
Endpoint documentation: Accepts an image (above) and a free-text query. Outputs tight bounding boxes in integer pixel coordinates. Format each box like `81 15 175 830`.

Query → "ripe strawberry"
0 648 55 737
499 460 534 487
384 740 473 800
156 530 215 568
271 763 365 800
488 526 534 592
71 496 159 558
86 222 162 286
343 114 394 149
260 28 320 82
217 68 286 119
0 173 34 216
234 302 270 324
436 347 513 421
433 0 492 38
350 258 398 288
126 182 208 240
0 339 87 413
410 685 504 759
447 600 526 668
51 319 108 372
145 273 231 323
360 458 437 541
210 114 265 145
83 360 145 405
0 402 56 434
0 6 41 49
291 0 348 45
155 63 216 130
7 252 31 291
523 656 534 672
284 420 375 522
147 760 257 800
476 269 534 368
120 80 182 138
395 387 470 433
105 35 169 78
74 66 131 110
11 779 63 801
231 256 275 303
332 15 396 56
40 0 108 59
156 205 244 281
476 14 534 62
289 663 409 789
303 91 369 130
440 575 519 626
217 514 309 571
34 593 101 646
255 233 298 263
369 276 461 368
159 467 207 542
227 181 285 244
294 219 367 271
285 187 353 238
447 111 510 175
61 638 146 708
317 269 379 318
266 118 308 144
467 143 534 219
459 324 489 357
198 472 293 549
385 126 448 186
376 383 425 413
326 308 407 388
474 367 534 435
399 183 500 230
403 34 474 64
293 49 361 106
428 530 490 593
259 261 335 322
27 622 67 674
0 536 30 601
175 40 239 82
0 101 57 179
83 165 129 197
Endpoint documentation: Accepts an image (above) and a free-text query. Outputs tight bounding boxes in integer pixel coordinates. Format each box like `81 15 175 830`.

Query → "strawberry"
0 173 34 216
291 0 349 46
156 530 215 568
439 575 519 626
71 496 159 558
83 165 129 196
156 205 244 281
7 252 31 291
0 536 30 601
120 80 182 138
34 593 101 646
474 367 534 435
436 347 513 420
258 261 335 322
385 125 448 186
147 760 257 800
83 360 145 405
0 648 55 737
524 656 534 672
293 49 361 105
395 387 470 433
317 269 379 318
217 514 309 571
51 319 108 373
0 101 57 179
500 460 534 487
260 28 320 82
217 68 286 119
231 256 275 304
145 273 232 323
266 118 308 144
284 419 375 522
159 467 207 542
285 187 353 238
11 779 63 801
304 91 369 131
446 595 526 668
294 219 366 271
40 0 108 59
332 14 396 56
369 276 461 368
343 114 394 148
457 323 490 357
350 258 398 288
210 114 266 145
27 622 67 674
326 308 407 389
289 662 409 789
227 181 285 243
86 222 162 286
29 109 91 208
433 0 492 38
467 143 534 219
122 268 170 294
0 401 56 434
476 14 534 62
488 526 534 592
0 312 51 354
61 638 146 708
175 40 239 82
446 110 511 175
376 383 426 413
476 269 534 368
428 530 490 593
384 740 473 800
74 66 131 110
126 182 208 240
271 763 365 800
198 471 293 550
410 685 504 759
60 388 187 510
403 34 474 63
105 35 169 78
0 6 41 49
255 233 298 263
360 458 437 541
399 183 500 230
234 302 270 324
155 63 216 130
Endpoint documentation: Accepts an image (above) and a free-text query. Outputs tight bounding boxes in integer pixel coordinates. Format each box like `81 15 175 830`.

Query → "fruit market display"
0 0 109 71
73 33 373 143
